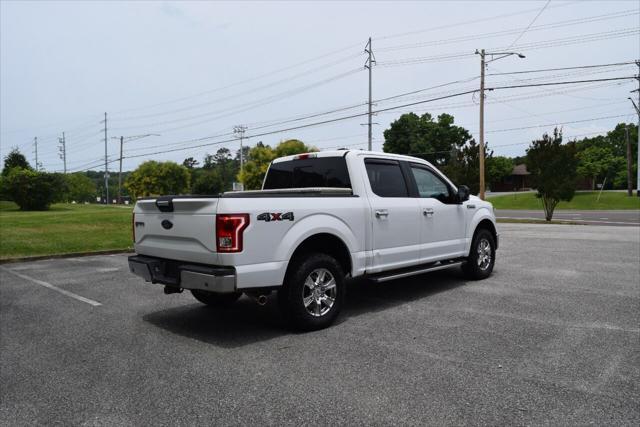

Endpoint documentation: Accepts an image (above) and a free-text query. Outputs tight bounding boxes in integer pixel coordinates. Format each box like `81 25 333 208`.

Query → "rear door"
364 158 421 273
408 164 466 261
133 197 219 265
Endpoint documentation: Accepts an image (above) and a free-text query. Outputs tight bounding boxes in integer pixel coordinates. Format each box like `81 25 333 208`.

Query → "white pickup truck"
129 150 498 330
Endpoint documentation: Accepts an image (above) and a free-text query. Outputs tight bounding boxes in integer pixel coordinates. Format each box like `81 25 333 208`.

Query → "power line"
376 9 637 53
486 60 638 76
377 28 639 67
486 76 637 91
506 0 551 49
484 113 630 134
111 54 363 122
374 0 577 41
118 77 635 161
110 67 362 133
66 76 637 172
109 46 364 116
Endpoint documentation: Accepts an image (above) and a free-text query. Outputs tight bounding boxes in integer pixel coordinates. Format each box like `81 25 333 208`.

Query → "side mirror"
457 185 470 203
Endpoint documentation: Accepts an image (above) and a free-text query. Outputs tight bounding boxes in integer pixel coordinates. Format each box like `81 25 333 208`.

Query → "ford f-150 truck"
128 150 498 330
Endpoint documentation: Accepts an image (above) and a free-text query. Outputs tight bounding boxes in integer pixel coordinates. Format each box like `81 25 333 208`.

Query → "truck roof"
272 150 433 166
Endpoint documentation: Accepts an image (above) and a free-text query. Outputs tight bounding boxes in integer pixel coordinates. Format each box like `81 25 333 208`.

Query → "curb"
0 249 134 265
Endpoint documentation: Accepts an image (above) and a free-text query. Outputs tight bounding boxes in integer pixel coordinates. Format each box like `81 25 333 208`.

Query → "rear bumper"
128 255 236 293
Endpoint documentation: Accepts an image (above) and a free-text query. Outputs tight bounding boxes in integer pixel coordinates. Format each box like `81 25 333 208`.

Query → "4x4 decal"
257 212 294 222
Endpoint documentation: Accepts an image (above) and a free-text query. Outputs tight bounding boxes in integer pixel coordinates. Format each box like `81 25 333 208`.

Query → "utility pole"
475 49 525 200
634 60 640 197
102 112 109 204
234 125 247 179
58 132 66 174
631 96 640 197
364 37 376 151
33 137 38 171
625 126 632 197
478 49 486 200
111 134 159 204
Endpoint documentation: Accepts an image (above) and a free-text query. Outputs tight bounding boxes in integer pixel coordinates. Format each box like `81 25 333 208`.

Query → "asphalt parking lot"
1 224 639 426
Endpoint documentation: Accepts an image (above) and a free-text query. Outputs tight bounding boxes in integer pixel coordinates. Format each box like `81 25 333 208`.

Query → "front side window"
411 166 451 202
365 160 409 197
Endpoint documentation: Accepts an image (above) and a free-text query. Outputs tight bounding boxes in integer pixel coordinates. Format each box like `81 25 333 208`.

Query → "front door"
408 164 466 262
364 159 421 273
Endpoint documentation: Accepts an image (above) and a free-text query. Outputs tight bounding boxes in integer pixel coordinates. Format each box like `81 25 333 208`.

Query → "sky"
1 0 638 173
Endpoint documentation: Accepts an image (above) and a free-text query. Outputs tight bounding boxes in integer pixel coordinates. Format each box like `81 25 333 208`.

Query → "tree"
574 123 637 190
125 161 191 199
238 144 276 190
1 168 67 210
442 139 494 194
192 168 223 195
182 157 199 169
526 129 578 221
487 156 514 189
383 113 473 166
576 145 621 190
2 148 31 176
63 173 97 203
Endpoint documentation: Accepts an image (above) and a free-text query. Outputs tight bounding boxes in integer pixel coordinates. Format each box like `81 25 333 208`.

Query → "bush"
1 168 67 210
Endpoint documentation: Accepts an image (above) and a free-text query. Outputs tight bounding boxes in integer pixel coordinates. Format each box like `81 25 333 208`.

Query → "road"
1 224 639 425
496 209 640 226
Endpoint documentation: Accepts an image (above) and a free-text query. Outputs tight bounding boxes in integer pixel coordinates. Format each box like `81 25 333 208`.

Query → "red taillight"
216 214 249 252
132 213 136 243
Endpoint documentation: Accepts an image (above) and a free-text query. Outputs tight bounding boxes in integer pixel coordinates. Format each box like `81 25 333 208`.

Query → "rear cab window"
263 156 352 189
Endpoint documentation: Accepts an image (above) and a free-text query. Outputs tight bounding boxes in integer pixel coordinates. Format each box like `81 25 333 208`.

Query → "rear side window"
365 160 409 197
263 157 351 189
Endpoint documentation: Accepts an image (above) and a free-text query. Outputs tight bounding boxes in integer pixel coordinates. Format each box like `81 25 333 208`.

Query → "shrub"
1 168 67 210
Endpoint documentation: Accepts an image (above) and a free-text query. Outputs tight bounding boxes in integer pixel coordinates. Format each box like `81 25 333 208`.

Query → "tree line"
1 111 636 217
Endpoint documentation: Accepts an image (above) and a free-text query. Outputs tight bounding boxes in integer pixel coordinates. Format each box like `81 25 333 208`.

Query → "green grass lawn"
0 202 133 260
489 191 640 210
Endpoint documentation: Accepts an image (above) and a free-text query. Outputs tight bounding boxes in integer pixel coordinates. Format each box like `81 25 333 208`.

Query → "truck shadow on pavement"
143 269 470 348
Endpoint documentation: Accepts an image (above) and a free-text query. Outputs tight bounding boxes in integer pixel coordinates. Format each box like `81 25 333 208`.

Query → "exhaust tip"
256 295 268 306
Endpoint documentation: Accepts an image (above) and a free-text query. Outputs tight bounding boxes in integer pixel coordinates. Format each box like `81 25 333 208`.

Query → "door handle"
467 204 476 209
375 210 389 218
423 208 434 217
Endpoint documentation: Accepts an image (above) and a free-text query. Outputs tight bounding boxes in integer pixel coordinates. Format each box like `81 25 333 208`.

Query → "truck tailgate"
133 197 219 265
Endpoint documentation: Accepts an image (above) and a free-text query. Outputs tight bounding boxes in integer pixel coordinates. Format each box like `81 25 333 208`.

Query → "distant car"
128 150 498 330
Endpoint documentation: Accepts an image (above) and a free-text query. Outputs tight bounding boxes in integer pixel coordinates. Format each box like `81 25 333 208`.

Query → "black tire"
278 253 345 331
191 290 242 307
462 228 496 280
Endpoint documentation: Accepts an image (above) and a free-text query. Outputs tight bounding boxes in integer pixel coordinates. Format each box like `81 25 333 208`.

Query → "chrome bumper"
128 255 236 293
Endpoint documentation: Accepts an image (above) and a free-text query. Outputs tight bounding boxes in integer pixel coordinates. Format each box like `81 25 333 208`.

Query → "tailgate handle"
155 197 174 212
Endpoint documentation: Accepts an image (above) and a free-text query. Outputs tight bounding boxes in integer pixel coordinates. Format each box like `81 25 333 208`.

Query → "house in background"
491 164 531 192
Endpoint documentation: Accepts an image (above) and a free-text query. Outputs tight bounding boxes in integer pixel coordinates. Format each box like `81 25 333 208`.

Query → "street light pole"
475 49 525 200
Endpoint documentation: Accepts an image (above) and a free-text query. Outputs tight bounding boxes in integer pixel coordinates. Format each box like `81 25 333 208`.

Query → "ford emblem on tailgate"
161 220 173 230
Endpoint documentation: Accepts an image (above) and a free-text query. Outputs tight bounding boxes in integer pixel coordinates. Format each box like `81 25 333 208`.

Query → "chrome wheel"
302 268 337 317
477 238 492 271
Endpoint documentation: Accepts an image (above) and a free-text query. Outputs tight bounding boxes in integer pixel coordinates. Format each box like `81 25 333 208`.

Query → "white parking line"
0 266 102 307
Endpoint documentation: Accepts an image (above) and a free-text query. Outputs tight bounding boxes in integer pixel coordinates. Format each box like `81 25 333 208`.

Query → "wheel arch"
286 233 353 278
466 211 499 255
